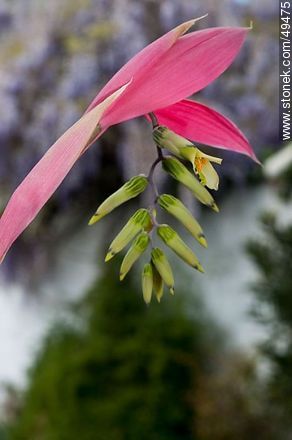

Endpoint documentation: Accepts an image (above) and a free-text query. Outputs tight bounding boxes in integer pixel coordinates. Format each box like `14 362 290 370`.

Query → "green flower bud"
152 263 164 303
157 224 204 273
158 194 207 248
89 175 148 225
142 263 153 304
151 248 175 295
120 232 150 280
162 157 219 212
153 126 190 156
105 209 151 262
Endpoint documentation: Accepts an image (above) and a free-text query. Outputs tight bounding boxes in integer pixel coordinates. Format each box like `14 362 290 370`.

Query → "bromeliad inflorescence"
0 18 258 299
89 113 223 304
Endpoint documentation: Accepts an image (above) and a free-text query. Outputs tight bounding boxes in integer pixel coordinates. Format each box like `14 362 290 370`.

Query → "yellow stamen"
195 157 208 173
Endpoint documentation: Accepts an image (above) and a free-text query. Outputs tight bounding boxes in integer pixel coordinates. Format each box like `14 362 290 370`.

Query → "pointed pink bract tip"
173 14 208 38
252 153 262 166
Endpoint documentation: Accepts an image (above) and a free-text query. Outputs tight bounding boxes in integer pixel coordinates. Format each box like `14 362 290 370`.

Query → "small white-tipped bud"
151 248 175 294
162 157 219 212
158 194 207 248
142 263 153 304
105 209 151 261
157 225 204 273
120 232 150 280
153 126 189 156
89 175 148 225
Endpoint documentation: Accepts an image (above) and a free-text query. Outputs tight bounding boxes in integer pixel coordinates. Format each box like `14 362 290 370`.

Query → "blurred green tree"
247 212 292 434
5 255 285 439
8 260 221 440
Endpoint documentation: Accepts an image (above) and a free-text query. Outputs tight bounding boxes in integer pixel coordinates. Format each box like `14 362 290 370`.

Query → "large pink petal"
153 99 258 161
0 84 129 262
100 26 249 127
86 18 198 113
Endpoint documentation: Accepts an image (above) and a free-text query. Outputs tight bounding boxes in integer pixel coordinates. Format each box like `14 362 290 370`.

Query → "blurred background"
0 0 288 438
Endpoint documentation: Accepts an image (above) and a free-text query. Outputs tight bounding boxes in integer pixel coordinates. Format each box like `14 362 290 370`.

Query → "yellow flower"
153 126 222 190
180 146 222 190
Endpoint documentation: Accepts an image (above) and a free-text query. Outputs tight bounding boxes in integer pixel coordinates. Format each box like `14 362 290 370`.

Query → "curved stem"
146 113 165 238
147 157 162 199
148 112 159 129
156 145 163 161
147 156 162 180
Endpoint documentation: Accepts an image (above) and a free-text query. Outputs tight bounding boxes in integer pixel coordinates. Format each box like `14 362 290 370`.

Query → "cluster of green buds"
89 120 222 304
